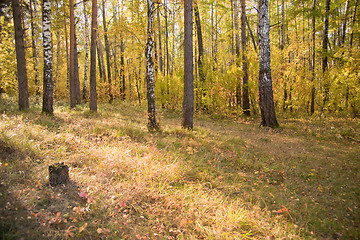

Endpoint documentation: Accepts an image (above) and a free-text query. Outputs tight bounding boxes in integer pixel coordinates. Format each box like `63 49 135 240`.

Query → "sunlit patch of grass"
0 99 359 239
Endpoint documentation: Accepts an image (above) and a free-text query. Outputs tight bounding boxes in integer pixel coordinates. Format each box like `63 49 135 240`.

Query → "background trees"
1 0 359 119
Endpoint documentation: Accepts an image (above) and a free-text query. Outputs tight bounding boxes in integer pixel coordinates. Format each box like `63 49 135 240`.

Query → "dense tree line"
0 0 359 128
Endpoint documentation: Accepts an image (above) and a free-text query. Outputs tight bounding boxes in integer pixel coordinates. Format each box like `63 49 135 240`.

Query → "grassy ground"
0 97 359 239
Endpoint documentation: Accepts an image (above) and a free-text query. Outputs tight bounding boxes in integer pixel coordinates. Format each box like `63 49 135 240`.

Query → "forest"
0 0 359 239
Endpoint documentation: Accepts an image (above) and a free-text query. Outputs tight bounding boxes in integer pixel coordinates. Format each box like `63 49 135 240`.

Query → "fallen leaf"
79 223 88 233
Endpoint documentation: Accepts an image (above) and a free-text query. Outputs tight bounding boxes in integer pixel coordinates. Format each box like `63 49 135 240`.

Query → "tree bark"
97 35 106 83
54 0 61 91
194 0 205 109
258 0 278 127
164 0 170 76
120 37 125 99
310 0 316 115
42 0 53 114
12 0 29 110
90 0 98 112
182 0 194 129
320 0 331 116
240 0 250 116
146 0 159 130
102 0 113 103
83 0 90 101
30 0 40 96
69 0 76 108
157 7 163 74
74 31 81 104
234 0 241 107
63 1 70 89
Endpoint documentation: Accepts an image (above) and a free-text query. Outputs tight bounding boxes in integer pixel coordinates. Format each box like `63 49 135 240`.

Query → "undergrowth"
0 97 359 239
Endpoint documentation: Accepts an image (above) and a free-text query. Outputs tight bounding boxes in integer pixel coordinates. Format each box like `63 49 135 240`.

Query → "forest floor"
0 97 359 240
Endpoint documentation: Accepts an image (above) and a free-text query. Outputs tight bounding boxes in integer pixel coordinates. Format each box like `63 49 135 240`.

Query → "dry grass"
0 97 359 239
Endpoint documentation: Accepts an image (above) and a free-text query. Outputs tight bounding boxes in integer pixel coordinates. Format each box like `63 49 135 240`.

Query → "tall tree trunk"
30 0 40 96
240 0 250 115
182 0 194 129
341 1 350 45
194 0 205 109
245 16 257 51
234 0 241 107
310 0 316 115
258 0 279 127
69 0 76 108
42 0 53 114
157 7 163 74
102 0 113 103
90 0 98 112
349 0 358 51
280 0 287 111
74 32 81 104
83 0 90 101
320 0 331 116
12 0 29 110
120 37 125 99
63 1 70 89
164 0 170 76
97 35 106 83
146 0 159 130
54 0 61 91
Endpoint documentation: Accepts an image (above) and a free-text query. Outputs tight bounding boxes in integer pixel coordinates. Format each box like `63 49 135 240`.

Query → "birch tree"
146 0 159 129
90 0 97 112
83 0 90 101
240 0 250 116
42 0 53 114
258 0 278 127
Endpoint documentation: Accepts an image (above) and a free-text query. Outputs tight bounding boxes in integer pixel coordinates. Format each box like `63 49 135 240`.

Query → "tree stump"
49 162 69 186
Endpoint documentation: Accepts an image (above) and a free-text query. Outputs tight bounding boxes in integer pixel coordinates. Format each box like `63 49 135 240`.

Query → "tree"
194 0 205 109
30 0 40 96
12 0 29 110
102 0 113 103
83 0 90 101
234 0 241 107
42 0 53 114
146 0 159 129
258 0 278 127
182 0 194 129
89 0 97 112
69 0 76 108
310 0 316 115
240 0 250 116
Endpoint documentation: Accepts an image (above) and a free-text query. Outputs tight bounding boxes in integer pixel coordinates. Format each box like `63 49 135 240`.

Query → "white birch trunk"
42 0 53 114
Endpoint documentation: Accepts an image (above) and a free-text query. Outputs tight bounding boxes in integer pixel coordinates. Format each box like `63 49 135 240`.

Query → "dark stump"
49 162 69 186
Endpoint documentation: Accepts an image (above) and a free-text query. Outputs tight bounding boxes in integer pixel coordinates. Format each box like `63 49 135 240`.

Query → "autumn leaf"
79 223 88 233
79 190 88 198
65 226 76 239
118 199 126 209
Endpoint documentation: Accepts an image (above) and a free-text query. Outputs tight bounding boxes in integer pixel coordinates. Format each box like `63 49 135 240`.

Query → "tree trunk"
164 0 170 76
157 7 163 74
120 37 125 99
69 0 76 108
102 0 113 103
54 0 61 91
258 0 279 127
63 1 70 89
97 35 106 83
349 0 358 51
194 0 205 109
310 0 316 115
83 0 90 101
74 32 81 104
30 0 40 96
12 0 29 110
320 0 331 116
146 0 159 130
234 0 241 107
341 1 350 45
240 0 250 116
42 0 53 114
90 0 98 112
245 15 257 51
182 0 194 129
